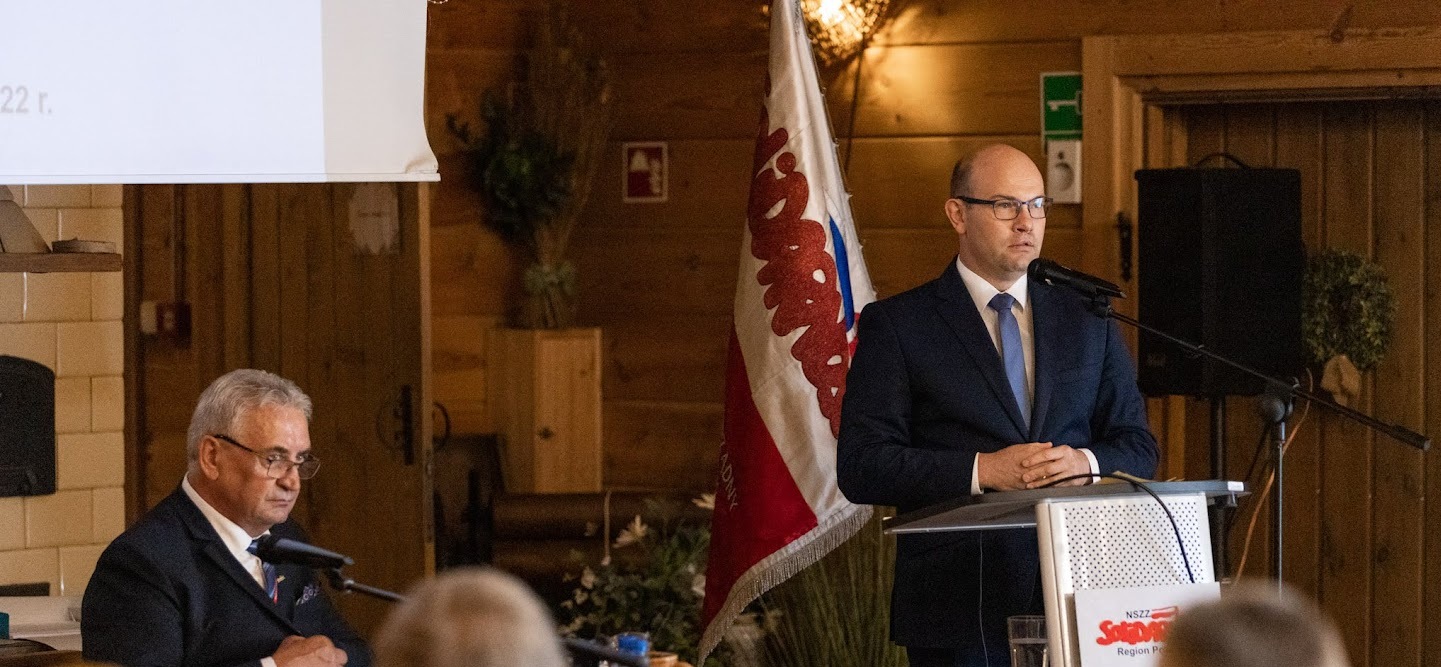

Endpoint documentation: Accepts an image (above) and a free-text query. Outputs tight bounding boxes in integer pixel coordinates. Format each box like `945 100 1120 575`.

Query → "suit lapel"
1028 283 1062 440
930 263 1029 439
176 490 302 633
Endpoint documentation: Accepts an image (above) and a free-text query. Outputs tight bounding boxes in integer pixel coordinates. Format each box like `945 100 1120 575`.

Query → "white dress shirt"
955 258 1099 494
181 476 281 667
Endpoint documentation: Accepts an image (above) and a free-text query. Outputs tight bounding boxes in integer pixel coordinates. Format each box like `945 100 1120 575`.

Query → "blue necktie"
247 538 280 604
988 293 1030 428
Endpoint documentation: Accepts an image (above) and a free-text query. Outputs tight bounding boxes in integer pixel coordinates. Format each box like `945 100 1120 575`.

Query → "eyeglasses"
953 195 1053 220
212 433 321 480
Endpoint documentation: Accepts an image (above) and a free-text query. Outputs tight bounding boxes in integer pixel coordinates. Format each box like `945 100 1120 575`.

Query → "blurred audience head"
1160 583 1349 667
375 567 567 667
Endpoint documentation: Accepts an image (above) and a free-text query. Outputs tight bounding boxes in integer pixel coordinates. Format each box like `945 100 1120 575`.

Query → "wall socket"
1047 139 1082 204
139 300 192 340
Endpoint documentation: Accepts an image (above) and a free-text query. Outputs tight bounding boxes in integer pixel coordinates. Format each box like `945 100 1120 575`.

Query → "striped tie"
247 538 280 604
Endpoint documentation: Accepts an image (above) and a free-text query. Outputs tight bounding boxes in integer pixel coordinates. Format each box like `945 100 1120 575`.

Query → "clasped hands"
274 635 348 667
977 442 1091 491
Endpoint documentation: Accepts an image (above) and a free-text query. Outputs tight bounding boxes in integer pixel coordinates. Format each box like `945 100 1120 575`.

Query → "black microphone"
1027 258 1126 299
253 534 354 569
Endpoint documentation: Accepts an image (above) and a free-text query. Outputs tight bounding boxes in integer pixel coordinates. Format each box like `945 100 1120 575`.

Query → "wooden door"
126 182 433 637
1169 101 1434 667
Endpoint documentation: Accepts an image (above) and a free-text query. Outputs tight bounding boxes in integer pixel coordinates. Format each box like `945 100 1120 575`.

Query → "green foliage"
558 497 731 666
1301 248 1396 371
445 92 574 247
441 1 612 328
761 512 906 667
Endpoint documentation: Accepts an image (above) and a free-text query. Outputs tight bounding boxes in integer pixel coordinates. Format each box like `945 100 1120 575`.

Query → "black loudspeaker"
0 355 56 496
1135 168 1305 396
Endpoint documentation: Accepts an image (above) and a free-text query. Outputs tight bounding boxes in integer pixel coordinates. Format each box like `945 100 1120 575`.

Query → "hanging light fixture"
800 0 893 67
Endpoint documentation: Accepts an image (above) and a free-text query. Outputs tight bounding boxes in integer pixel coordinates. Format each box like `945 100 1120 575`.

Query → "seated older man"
83 369 369 667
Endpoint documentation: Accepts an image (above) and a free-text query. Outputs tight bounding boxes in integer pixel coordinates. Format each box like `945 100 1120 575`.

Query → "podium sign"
884 481 1245 667
1073 583 1220 666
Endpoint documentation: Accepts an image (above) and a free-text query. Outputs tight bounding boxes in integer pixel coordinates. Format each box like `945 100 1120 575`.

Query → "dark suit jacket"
81 487 372 667
837 261 1158 653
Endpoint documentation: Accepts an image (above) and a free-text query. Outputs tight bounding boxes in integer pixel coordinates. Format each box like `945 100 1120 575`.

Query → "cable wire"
1038 473 1196 584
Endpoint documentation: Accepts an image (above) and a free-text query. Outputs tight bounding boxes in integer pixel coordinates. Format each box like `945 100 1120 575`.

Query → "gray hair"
374 567 567 667
186 369 313 463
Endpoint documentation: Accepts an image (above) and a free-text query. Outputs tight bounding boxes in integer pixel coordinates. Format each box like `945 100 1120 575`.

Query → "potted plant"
447 1 614 493
446 0 612 329
559 495 743 667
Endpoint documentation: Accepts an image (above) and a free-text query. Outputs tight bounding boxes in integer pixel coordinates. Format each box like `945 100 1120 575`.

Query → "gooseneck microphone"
1027 257 1126 299
253 534 354 569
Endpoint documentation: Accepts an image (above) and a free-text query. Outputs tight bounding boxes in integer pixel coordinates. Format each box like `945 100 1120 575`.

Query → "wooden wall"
1173 100 1439 667
426 1 1441 488
128 183 432 636
420 1 1441 663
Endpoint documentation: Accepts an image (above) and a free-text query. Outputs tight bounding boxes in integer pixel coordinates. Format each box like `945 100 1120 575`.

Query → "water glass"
1008 615 1048 667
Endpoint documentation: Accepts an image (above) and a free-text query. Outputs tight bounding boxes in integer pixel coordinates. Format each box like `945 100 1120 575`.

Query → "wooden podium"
885 480 1246 667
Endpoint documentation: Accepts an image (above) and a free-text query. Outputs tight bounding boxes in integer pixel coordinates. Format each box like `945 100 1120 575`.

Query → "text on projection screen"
0 0 438 184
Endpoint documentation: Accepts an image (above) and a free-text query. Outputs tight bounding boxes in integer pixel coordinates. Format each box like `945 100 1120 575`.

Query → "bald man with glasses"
84 369 369 667
837 144 1158 666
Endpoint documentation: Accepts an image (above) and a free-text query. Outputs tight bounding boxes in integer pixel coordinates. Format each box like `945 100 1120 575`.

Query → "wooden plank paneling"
220 184 251 373
857 227 1083 300
1320 103 1375 666
430 221 520 319
582 140 753 230
572 2 767 56
424 49 522 155
881 0 1441 46
609 50 766 141
134 181 433 638
426 0 536 51
1220 106 1274 580
847 135 1085 231
249 186 282 372
278 185 312 395
1423 100 1441 667
185 185 221 383
1273 103 1325 597
294 185 338 531
578 135 1082 235
828 42 1079 138
1175 108 1227 499
573 228 741 318
1140 105 1188 482
1111 28 1441 79
433 315 501 435
1162 102 1441 663
1369 102 1426 667
603 401 722 491
600 314 730 404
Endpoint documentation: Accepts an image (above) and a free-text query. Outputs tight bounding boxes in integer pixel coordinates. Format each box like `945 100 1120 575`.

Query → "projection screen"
0 0 439 184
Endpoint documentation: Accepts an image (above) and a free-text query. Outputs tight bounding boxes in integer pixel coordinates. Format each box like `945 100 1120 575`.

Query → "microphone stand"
322 567 406 603
1084 294 1430 586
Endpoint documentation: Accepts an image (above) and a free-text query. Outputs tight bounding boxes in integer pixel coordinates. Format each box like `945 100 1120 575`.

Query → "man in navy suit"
837 144 1158 667
83 369 369 667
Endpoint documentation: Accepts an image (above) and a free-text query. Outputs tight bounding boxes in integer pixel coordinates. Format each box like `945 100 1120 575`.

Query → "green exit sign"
1041 72 1082 140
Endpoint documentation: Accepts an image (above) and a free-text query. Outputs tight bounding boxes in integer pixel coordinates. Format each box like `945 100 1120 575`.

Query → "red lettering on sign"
1096 619 1171 646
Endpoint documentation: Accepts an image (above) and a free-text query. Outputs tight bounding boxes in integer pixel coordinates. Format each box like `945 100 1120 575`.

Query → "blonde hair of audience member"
1159 585 1350 667
375 567 567 667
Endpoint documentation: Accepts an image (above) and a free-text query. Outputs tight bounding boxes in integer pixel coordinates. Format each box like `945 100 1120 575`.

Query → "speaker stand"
1209 397 1228 577
1085 295 1429 586
1257 382 1295 589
